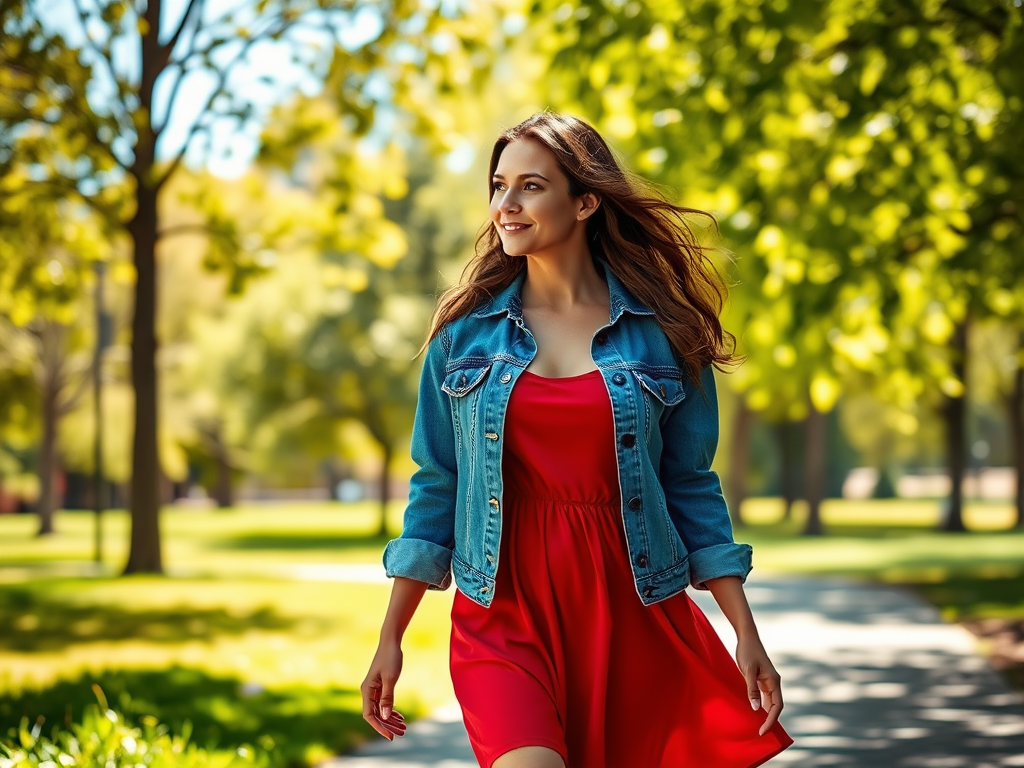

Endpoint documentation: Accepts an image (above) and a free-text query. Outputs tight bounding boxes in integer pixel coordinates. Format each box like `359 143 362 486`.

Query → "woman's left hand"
736 634 783 736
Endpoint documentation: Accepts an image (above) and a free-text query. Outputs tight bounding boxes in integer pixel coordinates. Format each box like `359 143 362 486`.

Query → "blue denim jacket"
383 263 752 608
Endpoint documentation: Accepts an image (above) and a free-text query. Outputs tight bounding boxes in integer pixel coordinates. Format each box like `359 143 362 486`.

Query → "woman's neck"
521 250 607 311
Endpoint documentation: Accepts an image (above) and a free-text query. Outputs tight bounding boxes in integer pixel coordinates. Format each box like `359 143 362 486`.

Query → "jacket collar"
470 260 655 323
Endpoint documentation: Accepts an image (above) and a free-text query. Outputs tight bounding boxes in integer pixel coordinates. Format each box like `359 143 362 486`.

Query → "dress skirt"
449 369 793 768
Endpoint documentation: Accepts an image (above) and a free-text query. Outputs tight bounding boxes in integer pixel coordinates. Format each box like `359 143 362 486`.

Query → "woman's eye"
492 182 506 192
524 182 540 190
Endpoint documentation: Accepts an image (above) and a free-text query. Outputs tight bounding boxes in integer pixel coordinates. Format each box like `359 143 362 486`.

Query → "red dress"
449 370 793 768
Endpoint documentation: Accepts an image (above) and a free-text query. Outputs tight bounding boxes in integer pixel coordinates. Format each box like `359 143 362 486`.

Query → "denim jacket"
383 263 752 609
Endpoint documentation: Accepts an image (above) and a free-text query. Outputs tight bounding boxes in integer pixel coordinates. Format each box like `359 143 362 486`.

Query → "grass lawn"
0 502 450 766
1 497 1022 764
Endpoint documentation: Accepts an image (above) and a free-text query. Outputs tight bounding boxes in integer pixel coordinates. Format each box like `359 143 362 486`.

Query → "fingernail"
750 699 760 710
381 706 391 720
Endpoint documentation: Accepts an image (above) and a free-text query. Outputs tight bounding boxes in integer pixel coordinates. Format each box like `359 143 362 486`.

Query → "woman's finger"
759 698 782 735
376 714 407 737
361 681 395 740
757 676 784 735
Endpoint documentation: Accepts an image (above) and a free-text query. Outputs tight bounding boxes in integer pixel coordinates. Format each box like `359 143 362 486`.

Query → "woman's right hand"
361 640 408 740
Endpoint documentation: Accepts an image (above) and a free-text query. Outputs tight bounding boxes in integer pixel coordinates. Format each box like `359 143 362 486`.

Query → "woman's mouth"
502 223 531 232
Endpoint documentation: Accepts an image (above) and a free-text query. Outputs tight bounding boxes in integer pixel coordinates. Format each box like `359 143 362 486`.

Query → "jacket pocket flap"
634 371 686 405
442 364 492 397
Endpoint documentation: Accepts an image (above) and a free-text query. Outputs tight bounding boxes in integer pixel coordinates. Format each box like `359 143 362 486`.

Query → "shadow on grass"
0 588 327 652
907 570 1024 619
0 667 374 768
214 532 389 552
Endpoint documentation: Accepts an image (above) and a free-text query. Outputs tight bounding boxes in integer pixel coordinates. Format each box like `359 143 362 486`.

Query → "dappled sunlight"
690 578 1024 767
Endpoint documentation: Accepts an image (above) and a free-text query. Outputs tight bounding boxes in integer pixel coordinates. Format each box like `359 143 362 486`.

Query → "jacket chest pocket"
633 370 685 439
442 364 492 450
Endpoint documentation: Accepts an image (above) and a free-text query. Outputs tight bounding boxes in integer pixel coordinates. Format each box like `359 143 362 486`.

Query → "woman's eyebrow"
491 172 551 182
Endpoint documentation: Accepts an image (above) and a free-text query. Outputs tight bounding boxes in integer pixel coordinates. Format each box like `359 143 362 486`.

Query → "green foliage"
0 685 263 767
534 0 1024 420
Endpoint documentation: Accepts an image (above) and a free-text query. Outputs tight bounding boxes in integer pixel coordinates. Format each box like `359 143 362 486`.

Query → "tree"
0 169 108 533
532 0 1023 533
1 0 502 571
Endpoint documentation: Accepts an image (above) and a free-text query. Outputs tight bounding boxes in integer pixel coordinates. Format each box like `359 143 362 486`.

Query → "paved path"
329 574 1024 768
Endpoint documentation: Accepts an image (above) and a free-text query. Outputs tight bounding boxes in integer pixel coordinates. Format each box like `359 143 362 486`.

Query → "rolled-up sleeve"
659 366 752 590
382 329 457 589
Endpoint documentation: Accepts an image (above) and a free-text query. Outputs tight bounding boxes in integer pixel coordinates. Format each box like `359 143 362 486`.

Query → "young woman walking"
361 112 793 768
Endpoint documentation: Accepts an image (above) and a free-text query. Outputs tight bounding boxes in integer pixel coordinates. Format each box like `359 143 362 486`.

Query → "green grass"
0 501 405 578
1 497 1022 763
0 503 451 766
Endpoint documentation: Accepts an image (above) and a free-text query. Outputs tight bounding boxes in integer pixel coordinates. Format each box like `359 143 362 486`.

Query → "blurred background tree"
533 0 1023 533
0 0 505 570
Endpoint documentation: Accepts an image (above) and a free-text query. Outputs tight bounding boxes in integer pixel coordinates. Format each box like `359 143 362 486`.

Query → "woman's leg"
492 746 565 768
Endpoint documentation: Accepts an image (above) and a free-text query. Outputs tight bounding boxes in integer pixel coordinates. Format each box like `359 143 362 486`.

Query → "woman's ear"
577 192 601 221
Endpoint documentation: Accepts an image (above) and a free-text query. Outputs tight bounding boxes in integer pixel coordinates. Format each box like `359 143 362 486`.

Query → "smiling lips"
501 222 531 232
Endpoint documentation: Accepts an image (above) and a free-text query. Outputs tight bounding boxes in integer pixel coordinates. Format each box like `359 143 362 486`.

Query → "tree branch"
153 14 297 192
69 0 131 126
160 0 205 62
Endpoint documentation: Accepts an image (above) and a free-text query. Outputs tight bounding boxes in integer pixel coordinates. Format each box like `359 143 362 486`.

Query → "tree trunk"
940 320 969 532
802 405 827 536
124 183 163 573
36 372 59 536
779 420 798 519
214 433 234 509
123 0 164 574
726 400 754 527
378 442 392 538
1011 330 1024 529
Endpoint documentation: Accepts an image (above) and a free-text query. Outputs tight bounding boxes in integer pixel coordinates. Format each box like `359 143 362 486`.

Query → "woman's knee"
491 745 565 768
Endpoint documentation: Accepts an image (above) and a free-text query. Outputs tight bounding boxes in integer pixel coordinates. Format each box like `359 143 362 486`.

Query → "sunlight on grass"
740 497 1016 530
0 501 407 579
0 577 454 711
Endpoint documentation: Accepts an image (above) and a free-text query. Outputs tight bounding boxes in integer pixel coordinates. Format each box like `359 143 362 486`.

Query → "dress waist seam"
505 493 620 510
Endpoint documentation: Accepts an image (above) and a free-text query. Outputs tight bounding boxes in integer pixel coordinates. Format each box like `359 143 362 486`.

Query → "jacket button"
500 372 512 384
488 497 499 513
643 586 654 598
612 372 626 385
485 431 499 440
659 384 667 398
628 496 641 510
637 554 648 567
621 433 636 448
595 332 608 345
458 374 467 387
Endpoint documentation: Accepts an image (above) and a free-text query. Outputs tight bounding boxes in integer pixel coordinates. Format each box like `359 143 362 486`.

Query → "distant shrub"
0 685 264 768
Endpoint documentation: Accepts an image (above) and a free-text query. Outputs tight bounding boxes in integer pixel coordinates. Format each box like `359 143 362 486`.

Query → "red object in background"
0 483 18 514
450 370 792 767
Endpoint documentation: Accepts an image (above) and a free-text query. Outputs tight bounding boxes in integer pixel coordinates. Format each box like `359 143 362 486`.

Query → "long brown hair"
427 112 736 384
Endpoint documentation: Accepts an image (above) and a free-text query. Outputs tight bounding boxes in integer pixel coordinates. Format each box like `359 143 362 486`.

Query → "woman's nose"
498 190 521 213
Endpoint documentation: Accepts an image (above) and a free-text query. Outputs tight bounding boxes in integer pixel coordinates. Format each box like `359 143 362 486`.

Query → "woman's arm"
658 367 753 589
705 575 783 736
360 577 430 740
363 330 459 740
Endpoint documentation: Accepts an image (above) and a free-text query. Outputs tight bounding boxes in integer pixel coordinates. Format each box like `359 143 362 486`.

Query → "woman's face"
489 138 596 258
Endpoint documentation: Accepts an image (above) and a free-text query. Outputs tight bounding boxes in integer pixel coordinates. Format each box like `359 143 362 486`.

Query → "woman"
361 112 793 768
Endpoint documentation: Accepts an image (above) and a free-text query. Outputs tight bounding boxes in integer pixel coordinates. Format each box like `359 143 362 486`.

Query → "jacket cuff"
383 538 453 591
688 542 753 590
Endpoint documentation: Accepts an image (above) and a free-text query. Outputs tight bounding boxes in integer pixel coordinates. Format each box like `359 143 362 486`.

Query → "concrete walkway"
329 574 1024 768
